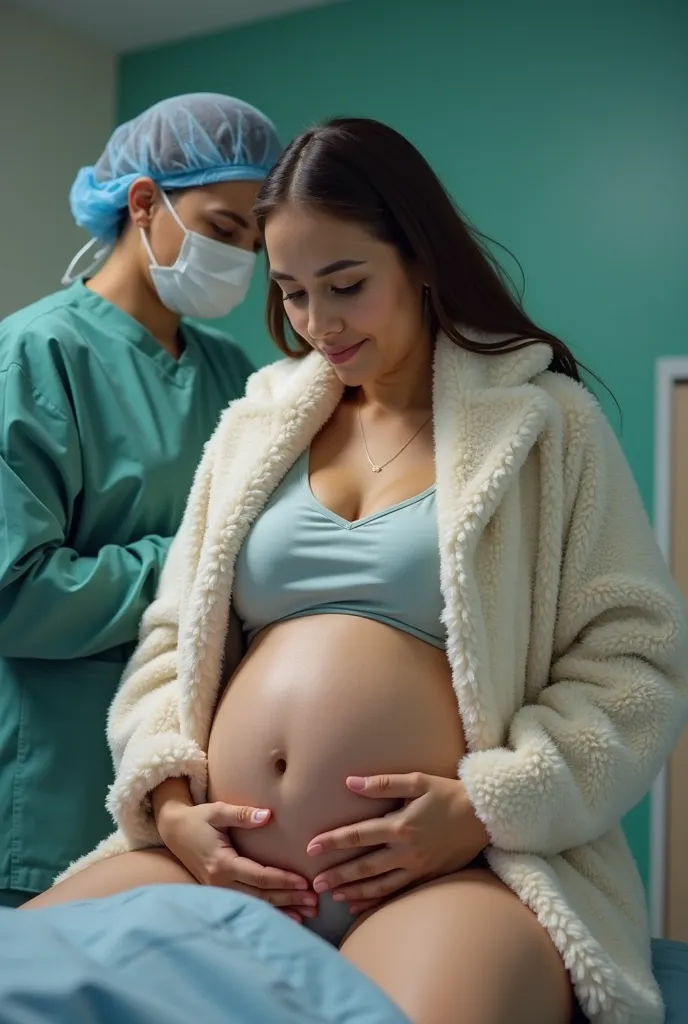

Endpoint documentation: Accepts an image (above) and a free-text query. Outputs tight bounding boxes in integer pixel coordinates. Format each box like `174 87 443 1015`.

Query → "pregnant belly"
206 615 466 881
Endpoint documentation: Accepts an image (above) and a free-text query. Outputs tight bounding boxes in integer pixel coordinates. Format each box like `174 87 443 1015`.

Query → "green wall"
119 0 688 887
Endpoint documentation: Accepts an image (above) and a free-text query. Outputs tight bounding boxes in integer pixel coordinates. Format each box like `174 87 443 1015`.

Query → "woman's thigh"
340 865 574 1024
20 848 196 909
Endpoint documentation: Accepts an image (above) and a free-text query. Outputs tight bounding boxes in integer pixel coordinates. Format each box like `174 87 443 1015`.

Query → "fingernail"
251 809 269 823
294 879 308 890
332 892 346 902
313 880 329 893
307 843 324 857
301 907 317 918
347 776 366 791
301 895 317 906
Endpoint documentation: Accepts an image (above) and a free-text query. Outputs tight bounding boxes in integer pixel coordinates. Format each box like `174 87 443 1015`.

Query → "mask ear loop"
140 189 189 269
61 238 111 286
159 189 187 231
139 224 158 266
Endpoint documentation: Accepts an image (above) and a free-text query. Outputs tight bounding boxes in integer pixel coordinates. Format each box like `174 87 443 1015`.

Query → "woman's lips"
323 340 367 365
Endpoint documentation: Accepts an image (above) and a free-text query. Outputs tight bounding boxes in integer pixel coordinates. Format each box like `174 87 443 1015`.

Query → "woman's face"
264 204 429 386
130 178 263 267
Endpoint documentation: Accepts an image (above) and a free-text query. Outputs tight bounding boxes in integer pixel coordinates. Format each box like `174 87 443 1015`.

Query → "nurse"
0 92 281 906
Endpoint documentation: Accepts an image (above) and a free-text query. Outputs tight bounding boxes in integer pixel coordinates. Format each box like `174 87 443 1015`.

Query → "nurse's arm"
0 363 172 660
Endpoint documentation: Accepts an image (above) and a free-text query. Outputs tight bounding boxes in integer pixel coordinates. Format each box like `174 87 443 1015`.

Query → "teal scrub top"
0 280 255 894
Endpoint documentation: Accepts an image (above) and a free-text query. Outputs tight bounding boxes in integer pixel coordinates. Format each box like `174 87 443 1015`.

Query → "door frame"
650 356 688 936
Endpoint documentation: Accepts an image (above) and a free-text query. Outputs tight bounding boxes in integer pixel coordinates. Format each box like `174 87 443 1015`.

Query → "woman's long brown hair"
255 117 583 382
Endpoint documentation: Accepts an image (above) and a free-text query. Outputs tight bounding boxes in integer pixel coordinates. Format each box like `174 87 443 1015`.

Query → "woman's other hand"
154 780 314 924
307 772 489 913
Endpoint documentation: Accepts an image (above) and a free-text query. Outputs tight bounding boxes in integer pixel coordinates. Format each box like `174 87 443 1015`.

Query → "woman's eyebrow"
270 259 366 282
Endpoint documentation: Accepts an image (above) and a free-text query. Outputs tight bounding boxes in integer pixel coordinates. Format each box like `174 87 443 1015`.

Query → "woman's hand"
157 798 315 924
307 773 490 913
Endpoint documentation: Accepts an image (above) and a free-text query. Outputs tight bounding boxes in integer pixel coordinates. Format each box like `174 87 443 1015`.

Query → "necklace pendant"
372 464 381 473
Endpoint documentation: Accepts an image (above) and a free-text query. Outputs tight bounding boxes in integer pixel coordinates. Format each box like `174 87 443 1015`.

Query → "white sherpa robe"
62 336 688 1024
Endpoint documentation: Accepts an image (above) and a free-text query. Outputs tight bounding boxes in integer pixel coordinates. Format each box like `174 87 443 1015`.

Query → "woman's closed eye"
283 280 365 304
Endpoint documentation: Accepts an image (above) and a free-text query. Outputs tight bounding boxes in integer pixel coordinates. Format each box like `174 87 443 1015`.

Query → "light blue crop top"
232 450 446 649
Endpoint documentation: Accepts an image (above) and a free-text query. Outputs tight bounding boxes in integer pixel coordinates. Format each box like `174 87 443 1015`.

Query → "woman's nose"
307 303 344 341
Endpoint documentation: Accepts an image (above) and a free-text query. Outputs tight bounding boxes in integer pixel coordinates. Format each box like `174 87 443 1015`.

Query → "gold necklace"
357 394 432 474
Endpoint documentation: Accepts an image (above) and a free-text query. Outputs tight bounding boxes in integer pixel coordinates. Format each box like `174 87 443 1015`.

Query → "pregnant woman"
25 119 688 1024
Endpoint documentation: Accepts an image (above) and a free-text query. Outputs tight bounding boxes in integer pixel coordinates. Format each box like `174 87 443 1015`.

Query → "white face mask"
140 192 256 319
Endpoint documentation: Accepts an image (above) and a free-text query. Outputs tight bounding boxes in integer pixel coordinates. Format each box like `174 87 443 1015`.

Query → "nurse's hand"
156 797 314 924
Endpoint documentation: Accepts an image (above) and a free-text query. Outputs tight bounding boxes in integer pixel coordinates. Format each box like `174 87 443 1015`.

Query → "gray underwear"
304 892 360 946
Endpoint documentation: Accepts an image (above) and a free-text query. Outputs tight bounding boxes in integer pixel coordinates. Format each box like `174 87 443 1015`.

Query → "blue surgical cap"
69 93 282 243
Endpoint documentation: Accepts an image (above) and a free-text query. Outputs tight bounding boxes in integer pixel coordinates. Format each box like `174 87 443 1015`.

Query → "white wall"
0 6 115 317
